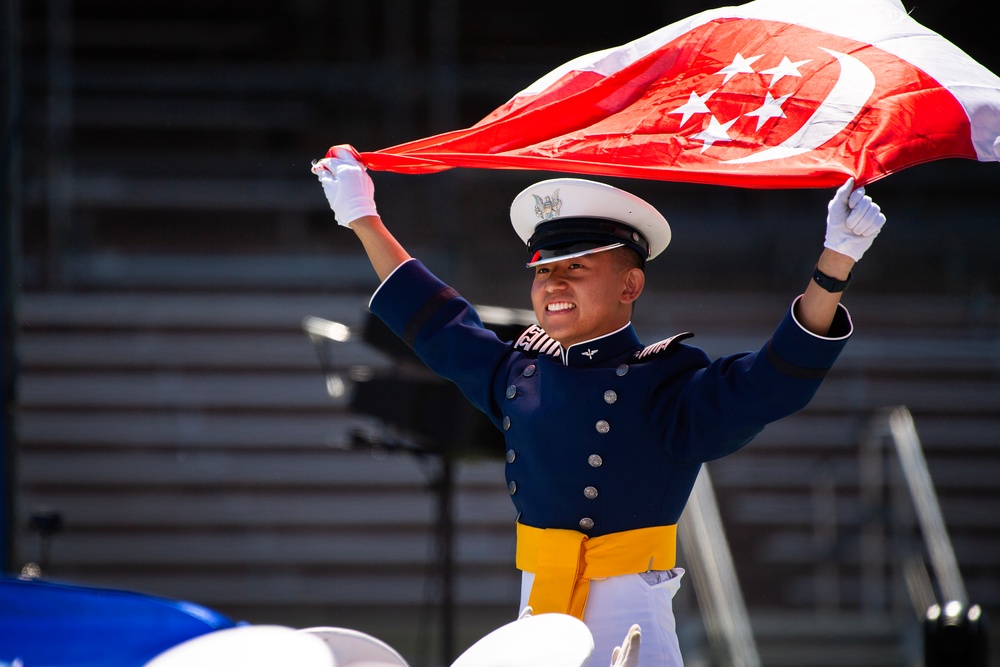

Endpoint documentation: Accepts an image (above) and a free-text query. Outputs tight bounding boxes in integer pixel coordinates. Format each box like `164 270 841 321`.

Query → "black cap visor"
526 218 649 268
527 242 627 268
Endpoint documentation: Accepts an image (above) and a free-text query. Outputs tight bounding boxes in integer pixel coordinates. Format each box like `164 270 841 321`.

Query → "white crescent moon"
722 47 875 164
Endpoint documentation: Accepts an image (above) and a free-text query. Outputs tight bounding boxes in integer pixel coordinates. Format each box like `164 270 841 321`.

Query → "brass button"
523 365 536 377
588 454 603 468
506 385 517 399
604 390 618 404
506 449 516 463
616 364 629 377
584 486 599 500
579 517 594 531
508 481 517 495
595 420 610 434
503 416 511 430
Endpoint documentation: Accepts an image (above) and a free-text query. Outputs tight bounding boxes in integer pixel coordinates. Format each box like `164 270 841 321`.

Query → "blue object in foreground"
0 576 236 666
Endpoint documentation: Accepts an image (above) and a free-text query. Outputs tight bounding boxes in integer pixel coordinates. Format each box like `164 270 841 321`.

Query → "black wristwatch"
812 265 852 292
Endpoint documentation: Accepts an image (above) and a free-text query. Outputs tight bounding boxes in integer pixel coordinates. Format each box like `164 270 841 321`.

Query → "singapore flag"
346 0 1000 188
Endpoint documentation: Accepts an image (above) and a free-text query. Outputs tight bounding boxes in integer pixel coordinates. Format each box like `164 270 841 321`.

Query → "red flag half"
342 0 1000 188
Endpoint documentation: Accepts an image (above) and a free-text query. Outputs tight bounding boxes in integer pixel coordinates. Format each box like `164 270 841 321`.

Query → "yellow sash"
515 522 677 620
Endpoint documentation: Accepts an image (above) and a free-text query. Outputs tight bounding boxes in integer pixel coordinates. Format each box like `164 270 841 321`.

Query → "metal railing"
860 405 968 618
679 466 762 667
676 406 974 667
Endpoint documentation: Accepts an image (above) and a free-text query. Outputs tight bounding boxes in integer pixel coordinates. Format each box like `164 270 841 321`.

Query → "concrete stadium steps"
16 1 1000 663
16 286 999 627
14 284 523 666
705 380 1000 613
638 290 1000 663
749 612 919 667
9 270 1000 667
19 450 518 603
18 0 538 273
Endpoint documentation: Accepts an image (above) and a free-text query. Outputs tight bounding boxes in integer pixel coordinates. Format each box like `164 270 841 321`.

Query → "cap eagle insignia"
533 190 562 220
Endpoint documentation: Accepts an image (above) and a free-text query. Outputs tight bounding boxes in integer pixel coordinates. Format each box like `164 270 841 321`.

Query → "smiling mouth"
546 302 576 313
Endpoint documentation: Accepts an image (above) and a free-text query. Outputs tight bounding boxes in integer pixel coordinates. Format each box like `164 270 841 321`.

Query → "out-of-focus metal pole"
1 0 23 575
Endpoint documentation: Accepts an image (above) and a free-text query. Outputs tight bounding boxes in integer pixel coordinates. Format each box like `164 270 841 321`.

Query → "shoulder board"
633 332 695 362
511 324 563 358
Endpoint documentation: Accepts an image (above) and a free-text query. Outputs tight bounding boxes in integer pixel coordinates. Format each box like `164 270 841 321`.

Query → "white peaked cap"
510 178 671 266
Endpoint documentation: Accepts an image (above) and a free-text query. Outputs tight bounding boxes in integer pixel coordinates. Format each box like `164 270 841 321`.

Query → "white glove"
824 177 886 262
609 624 641 667
311 148 377 228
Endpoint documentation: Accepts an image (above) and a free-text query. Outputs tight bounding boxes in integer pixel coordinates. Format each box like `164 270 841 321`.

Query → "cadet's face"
530 251 639 348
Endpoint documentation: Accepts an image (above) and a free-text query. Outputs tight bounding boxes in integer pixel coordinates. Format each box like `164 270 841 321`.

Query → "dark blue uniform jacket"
370 259 852 538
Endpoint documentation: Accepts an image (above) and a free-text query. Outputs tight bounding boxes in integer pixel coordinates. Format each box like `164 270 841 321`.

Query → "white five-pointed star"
694 115 739 152
716 53 764 84
744 91 792 130
669 89 717 127
759 56 811 87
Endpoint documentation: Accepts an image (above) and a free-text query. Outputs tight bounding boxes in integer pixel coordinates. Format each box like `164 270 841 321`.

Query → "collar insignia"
581 348 598 359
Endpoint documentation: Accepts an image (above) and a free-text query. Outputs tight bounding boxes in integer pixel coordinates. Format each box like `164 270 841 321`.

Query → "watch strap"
812 266 852 293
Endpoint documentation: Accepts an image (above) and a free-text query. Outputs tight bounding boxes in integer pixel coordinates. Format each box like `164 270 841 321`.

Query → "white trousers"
519 569 685 667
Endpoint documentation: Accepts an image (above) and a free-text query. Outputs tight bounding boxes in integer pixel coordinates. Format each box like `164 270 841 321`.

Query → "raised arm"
312 147 411 282
796 178 886 335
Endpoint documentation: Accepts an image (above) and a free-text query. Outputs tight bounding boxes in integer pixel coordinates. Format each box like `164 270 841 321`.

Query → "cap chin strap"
526 243 625 268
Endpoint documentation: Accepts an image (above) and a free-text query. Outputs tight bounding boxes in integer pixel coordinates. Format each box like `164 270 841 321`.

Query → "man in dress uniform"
312 146 886 667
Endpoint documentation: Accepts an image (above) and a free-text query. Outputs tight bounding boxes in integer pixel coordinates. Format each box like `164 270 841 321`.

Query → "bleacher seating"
12 2 1000 665
15 282 1000 665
